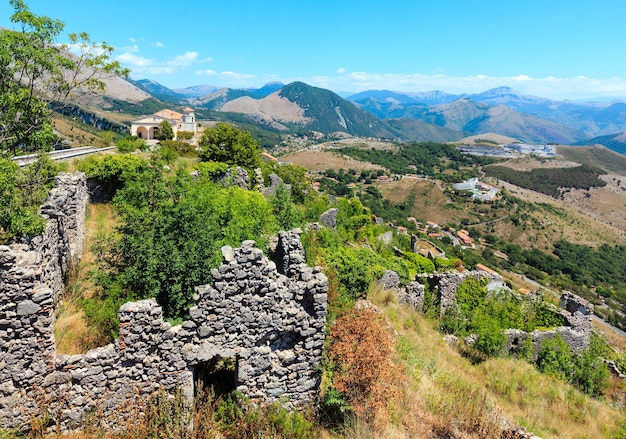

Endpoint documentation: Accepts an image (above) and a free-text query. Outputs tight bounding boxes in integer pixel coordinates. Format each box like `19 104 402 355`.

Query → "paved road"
592 314 626 338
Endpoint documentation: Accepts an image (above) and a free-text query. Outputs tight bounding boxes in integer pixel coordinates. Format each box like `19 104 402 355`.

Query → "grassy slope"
54 203 118 353
367 287 625 439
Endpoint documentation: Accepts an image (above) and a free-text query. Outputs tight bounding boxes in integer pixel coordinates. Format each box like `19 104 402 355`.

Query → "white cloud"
337 67 346 74
154 41 165 48
116 53 154 68
194 70 258 87
196 69 217 76
117 49 208 78
167 51 198 67
117 44 140 54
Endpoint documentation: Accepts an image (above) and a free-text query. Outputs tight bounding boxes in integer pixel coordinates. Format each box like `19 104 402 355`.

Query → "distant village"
457 142 557 158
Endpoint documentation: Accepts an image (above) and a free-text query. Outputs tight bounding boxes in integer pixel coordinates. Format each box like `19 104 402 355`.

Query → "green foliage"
337 141 491 176
176 131 194 140
270 184 303 230
77 154 149 195
496 239 626 330
471 309 507 356
536 334 610 397
195 161 230 180
154 144 178 164
455 277 489 315
159 139 196 156
156 120 174 141
484 164 607 198
325 247 384 302
402 252 435 275
0 1 127 155
261 161 308 203
434 257 460 271
198 123 261 170
98 168 279 319
0 153 62 240
209 392 316 439
438 277 568 359
116 136 146 153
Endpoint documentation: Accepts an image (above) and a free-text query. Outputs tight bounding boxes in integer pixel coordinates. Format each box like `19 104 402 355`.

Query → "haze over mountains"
126 78 626 152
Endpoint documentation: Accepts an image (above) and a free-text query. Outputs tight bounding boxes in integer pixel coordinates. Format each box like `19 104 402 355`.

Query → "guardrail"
11 146 117 167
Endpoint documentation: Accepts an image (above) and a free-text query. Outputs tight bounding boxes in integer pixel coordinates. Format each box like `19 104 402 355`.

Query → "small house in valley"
130 107 196 140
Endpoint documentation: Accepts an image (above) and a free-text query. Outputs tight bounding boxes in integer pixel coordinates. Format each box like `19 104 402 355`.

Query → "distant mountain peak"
477 86 519 97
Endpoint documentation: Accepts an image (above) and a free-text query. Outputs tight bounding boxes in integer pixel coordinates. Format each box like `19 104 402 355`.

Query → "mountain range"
111 78 626 152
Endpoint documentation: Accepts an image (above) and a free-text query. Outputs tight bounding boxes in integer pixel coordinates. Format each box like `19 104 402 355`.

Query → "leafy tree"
156 120 174 141
0 0 128 155
198 123 261 170
0 153 63 239
270 183 302 230
95 168 279 319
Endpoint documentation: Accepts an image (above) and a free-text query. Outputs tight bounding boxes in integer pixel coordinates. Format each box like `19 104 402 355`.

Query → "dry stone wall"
0 173 328 431
0 172 88 429
399 270 592 355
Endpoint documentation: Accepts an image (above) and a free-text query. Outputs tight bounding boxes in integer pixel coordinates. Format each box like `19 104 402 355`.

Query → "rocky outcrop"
0 174 328 431
320 208 338 231
377 270 401 291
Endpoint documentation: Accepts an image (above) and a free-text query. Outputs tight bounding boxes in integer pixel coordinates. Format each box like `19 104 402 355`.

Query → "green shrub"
0 154 63 240
176 131 194 140
116 136 146 153
195 161 230 180
155 145 178 164
77 154 149 195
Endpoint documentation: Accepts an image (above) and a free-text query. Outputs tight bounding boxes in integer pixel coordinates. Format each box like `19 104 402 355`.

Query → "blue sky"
2 0 626 101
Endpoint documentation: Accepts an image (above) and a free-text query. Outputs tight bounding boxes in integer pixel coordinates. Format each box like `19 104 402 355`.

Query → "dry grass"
365 286 625 439
54 203 117 354
375 178 474 225
51 114 103 148
283 150 384 173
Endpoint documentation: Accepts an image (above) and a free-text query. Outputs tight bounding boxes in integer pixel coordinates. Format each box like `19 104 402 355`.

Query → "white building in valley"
130 107 196 140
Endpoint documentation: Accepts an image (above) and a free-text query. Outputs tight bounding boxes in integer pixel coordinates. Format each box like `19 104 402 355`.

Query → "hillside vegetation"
2 3 626 434
2 121 626 437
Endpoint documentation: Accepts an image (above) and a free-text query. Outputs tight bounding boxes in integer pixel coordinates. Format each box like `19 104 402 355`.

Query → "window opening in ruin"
193 355 238 398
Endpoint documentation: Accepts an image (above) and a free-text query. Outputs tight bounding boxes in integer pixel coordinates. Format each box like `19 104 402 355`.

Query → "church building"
130 107 196 140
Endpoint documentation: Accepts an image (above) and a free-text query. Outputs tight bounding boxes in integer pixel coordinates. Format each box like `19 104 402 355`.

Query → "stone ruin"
398 270 593 355
400 270 507 315
0 173 328 431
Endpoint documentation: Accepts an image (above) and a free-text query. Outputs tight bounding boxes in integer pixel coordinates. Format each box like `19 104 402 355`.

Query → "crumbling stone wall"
504 292 593 355
0 174 328 431
399 270 592 355
410 270 508 313
0 172 88 429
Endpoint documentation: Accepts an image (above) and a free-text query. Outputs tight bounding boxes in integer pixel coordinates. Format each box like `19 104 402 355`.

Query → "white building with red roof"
130 107 196 140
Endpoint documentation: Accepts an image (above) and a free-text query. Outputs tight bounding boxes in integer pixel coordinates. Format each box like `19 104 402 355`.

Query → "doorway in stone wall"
193 355 239 398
